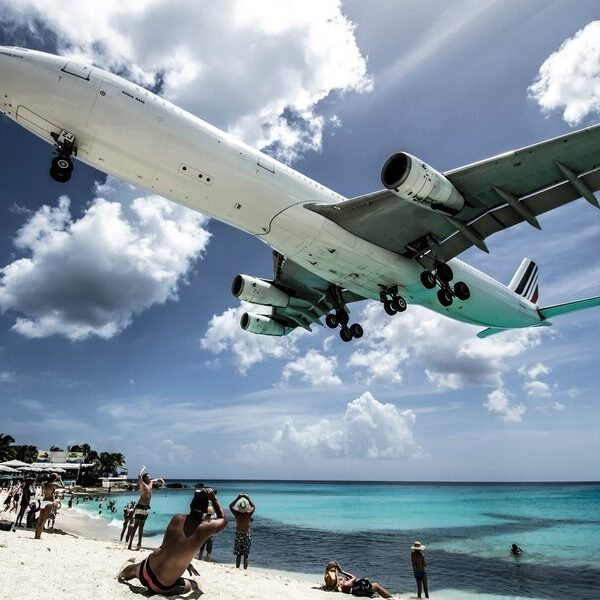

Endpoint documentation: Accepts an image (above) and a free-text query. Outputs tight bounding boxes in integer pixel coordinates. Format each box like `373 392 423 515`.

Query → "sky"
0 0 599 481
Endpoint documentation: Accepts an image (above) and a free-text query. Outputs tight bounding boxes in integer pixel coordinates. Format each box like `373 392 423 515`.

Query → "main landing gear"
49 130 76 183
420 260 470 307
379 286 407 317
325 309 363 343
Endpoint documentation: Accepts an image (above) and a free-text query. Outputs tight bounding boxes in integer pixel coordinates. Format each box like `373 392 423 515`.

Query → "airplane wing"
307 123 600 261
265 252 367 332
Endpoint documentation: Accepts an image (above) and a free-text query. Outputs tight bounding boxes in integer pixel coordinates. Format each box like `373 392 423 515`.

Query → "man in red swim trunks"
118 487 227 596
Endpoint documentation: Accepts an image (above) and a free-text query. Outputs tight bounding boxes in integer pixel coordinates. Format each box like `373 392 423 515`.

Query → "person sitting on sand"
324 561 392 598
35 473 65 539
511 543 523 556
118 487 227 596
229 493 256 569
127 465 165 550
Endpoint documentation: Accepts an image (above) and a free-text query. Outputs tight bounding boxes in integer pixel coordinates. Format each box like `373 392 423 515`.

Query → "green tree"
0 433 16 461
49 445 63 452
97 452 126 477
12 444 38 463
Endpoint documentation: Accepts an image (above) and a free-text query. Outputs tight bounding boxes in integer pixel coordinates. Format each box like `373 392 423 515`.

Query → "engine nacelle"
240 312 287 336
231 274 290 307
380 152 464 215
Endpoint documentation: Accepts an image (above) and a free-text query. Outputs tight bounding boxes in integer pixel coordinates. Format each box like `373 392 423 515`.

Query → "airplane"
1 46 600 343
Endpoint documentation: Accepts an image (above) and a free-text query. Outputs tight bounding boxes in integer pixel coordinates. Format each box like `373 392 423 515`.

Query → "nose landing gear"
49 130 76 183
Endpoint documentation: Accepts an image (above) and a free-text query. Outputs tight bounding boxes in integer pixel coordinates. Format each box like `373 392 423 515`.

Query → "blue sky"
1 0 599 480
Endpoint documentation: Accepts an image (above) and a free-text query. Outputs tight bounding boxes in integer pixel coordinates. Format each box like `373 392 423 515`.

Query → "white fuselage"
0 47 542 329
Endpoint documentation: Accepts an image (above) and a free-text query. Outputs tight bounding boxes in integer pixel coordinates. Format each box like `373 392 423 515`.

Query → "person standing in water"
229 493 255 569
411 540 429 598
127 465 164 550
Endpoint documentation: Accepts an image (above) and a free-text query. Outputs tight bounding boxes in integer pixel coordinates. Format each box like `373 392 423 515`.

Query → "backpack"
352 578 373 597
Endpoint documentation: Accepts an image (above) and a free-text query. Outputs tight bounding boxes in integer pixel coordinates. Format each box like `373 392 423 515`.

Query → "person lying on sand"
118 487 227 596
323 560 392 598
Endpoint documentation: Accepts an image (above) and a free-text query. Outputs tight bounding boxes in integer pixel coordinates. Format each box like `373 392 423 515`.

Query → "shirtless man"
127 465 165 550
229 493 255 569
34 473 65 539
118 488 227 596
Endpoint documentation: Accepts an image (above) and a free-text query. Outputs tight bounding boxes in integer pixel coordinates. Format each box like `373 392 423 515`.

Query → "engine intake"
232 274 289 307
240 312 287 336
381 152 464 215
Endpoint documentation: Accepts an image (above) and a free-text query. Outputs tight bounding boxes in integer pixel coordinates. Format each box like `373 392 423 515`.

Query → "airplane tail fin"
508 258 539 304
539 295 600 319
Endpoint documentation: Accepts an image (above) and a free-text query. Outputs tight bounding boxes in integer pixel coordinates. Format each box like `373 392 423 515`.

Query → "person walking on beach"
118 487 227 596
127 465 165 550
411 540 429 598
229 493 255 569
16 479 33 527
35 473 65 539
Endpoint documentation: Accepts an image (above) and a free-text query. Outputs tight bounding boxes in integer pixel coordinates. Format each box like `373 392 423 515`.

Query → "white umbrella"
0 459 30 468
0 465 17 473
53 467 66 473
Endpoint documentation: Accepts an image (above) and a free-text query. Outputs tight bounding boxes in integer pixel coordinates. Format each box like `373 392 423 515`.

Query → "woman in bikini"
34 473 65 539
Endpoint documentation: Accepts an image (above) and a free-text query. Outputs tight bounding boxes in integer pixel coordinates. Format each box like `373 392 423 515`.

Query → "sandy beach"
0 505 406 600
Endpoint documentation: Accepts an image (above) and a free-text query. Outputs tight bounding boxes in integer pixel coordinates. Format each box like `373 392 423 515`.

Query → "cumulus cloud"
523 380 552 398
484 388 525 423
518 363 551 380
281 349 341 387
0 185 210 339
2 0 372 162
200 303 300 374
239 391 420 462
529 21 600 125
348 302 543 389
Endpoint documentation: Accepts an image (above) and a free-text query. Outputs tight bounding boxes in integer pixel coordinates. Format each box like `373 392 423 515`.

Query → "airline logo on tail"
509 258 539 304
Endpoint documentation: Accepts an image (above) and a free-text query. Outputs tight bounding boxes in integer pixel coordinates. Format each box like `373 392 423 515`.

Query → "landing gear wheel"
420 271 437 289
325 314 339 329
349 323 363 339
50 155 73 183
435 260 453 283
336 309 349 326
437 287 453 307
339 327 353 342
453 281 470 301
383 301 397 316
392 296 407 312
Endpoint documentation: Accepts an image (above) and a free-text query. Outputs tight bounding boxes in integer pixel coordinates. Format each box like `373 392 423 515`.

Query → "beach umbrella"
0 465 17 473
53 467 66 473
0 459 30 468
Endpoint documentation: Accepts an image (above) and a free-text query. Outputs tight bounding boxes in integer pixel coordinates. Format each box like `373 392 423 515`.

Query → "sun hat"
233 497 249 513
324 562 339 590
411 540 426 550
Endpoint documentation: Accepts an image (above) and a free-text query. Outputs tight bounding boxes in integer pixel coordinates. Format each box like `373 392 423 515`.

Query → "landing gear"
49 129 76 183
380 286 408 318
325 285 364 343
49 155 73 183
418 259 471 307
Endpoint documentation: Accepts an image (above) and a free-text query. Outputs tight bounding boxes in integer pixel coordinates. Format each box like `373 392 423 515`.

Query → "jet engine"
231 274 290 307
240 312 287 336
380 152 464 215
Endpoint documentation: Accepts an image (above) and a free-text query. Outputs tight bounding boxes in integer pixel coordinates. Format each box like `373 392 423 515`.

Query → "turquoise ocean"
72 481 600 599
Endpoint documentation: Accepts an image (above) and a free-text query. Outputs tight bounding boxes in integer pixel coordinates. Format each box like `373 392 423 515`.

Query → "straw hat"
324 563 339 590
411 540 426 550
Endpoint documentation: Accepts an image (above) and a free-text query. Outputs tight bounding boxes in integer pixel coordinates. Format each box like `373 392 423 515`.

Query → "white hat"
411 541 426 550
233 498 249 513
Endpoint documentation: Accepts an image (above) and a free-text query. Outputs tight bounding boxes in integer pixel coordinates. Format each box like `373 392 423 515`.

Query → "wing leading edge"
306 123 600 261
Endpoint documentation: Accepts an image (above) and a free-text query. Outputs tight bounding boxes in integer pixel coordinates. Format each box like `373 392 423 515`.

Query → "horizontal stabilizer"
539 295 600 319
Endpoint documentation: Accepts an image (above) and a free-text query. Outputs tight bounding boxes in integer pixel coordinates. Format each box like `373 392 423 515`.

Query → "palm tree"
0 433 16 461
49 445 63 452
12 444 38 463
97 452 127 477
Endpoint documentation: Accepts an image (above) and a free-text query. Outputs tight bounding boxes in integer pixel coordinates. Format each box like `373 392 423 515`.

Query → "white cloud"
348 302 543 389
281 350 341 387
529 21 600 125
0 185 210 340
200 303 300 374
239 391 420 462
518 362 551 380
2 0 372 162
484 388 525 423
0 370 16 383
523 380 552 398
